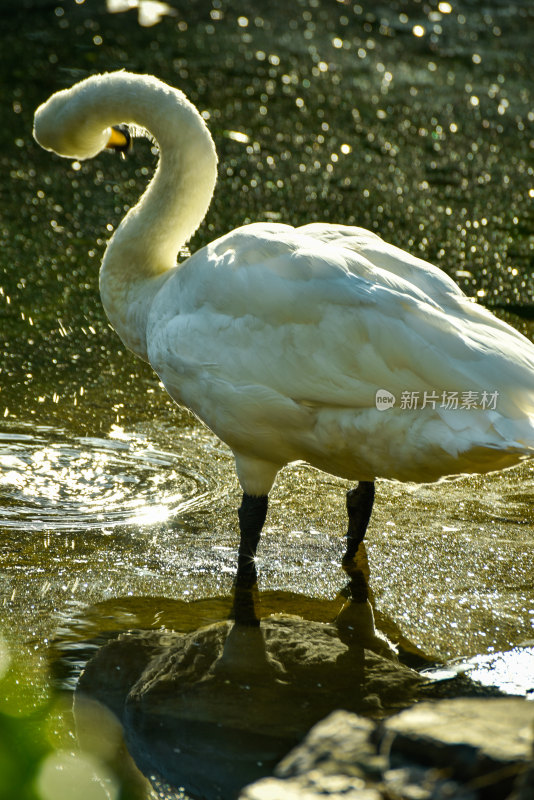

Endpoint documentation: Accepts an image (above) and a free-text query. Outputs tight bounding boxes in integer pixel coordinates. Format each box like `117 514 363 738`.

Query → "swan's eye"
107 124 132 157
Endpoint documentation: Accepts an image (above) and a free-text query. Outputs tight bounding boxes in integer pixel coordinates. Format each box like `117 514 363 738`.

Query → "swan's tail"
435 403 534 476
492 414 534 456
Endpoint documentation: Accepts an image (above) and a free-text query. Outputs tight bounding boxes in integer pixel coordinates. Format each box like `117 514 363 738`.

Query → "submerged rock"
76 608 426 799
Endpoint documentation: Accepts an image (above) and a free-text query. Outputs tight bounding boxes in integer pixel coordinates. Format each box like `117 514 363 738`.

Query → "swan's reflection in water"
72 558 427 799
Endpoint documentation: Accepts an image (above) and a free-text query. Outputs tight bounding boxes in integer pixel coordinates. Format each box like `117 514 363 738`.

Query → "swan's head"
33 75 125 160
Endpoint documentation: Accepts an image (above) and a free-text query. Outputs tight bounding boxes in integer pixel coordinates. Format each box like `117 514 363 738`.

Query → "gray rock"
381 698 534 798
239 699 534 800
240 774 381 800
382 765 476 800
274 710 378 778
266 710 384 799
239 710 475 800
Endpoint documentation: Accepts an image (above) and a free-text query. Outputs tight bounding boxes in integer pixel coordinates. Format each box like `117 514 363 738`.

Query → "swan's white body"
34 72 534 500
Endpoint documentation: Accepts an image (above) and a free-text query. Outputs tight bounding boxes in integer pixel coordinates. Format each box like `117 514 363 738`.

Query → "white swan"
34 71 534 584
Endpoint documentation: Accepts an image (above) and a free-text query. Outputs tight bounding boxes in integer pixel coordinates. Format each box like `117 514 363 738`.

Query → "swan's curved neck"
93 74 218 358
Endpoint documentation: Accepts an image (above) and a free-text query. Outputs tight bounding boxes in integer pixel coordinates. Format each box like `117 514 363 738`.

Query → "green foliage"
0 707 51 800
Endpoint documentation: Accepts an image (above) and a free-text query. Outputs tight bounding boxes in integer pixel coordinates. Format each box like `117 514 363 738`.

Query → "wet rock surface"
77 610 426 799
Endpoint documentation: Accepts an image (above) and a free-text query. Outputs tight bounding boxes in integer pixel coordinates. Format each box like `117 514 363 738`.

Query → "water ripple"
0 423 216 531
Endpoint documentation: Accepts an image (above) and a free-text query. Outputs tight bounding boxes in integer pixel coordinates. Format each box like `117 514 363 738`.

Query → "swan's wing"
297 222 466 301
297 221 533 355
147 224 534 448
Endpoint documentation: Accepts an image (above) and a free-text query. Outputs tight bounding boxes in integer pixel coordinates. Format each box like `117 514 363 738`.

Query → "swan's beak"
107 125 132 157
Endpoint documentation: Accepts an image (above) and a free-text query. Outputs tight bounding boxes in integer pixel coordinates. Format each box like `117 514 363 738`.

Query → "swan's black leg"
231 581 260 627
343 481 375 563
235 492 268 588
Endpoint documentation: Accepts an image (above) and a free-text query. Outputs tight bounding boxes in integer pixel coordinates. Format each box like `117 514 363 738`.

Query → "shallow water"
1 0 533 796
